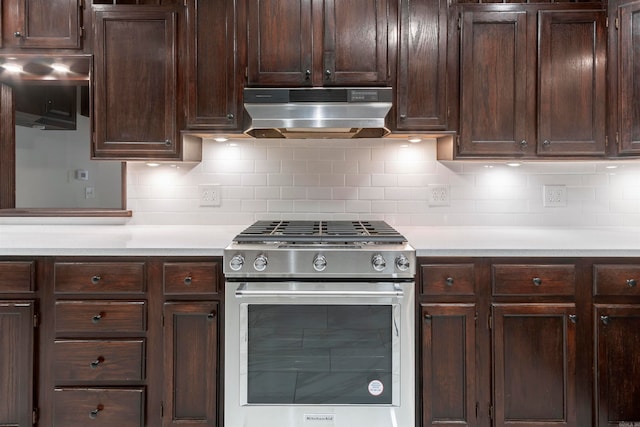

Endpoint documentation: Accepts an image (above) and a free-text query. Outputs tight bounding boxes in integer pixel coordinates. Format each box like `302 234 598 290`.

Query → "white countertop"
0 224 639 257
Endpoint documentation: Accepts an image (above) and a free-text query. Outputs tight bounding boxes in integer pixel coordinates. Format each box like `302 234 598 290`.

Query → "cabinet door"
617 1 640 154
537 10 606 156
459 11 532 157
2 0 81 49
0 301 34 426
247 0 313 86
93 8 179 159
492 303 576 427
396 0 449 130
421 304 476 427
594 304 640 427
185 0 241 129
323 0 388 85
163 302 219 427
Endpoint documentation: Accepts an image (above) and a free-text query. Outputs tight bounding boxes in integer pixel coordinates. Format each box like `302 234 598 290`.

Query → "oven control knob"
253 254 268 272
371 254 387 272
229 254 245 271
395 254 410 272
313 254 327 272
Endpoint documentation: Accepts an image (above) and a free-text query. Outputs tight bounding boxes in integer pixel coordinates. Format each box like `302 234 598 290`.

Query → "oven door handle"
235 283 404 297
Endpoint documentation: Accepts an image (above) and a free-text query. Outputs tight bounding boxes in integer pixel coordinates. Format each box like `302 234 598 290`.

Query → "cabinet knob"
569 314 577 324
226 113 234 120
445 277 454 287
164 139 171 146
325 69 332 78
89 405 104 419
600 315 610 325
207 310 217 320
424 314 432 322
183 276 192 286
305 69 311 80
92 312 104 323
400 114 407 120
91 275 101 285
532 277 542 286
14 31 22 38
90 356 105 369
627 278 637 288
520 140 527 147
543 139 551 147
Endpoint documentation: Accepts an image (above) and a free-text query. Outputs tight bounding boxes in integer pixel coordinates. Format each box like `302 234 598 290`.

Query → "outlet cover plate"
199 184 221 207
543 185 567 207
428 184 450 207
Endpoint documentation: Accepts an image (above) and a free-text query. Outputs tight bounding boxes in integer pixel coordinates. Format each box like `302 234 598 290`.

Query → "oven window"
247 304 393 405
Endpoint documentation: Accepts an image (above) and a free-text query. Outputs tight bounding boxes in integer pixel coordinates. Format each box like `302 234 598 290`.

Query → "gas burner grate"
234 220 406 244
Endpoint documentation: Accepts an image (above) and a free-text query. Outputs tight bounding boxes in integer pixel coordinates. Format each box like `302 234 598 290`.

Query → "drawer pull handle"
89 404 104 419
445 277 454 286
569 314 577 324
90 356 105 369
207 310 217 320
424 314 432 322
184 276 193 286
92 312 104 323
532 277 542 286
600 315 610 325
91 275 101 285
627 279 637 288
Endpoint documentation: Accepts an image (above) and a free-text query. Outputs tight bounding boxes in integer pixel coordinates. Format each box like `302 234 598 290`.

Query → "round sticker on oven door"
368 380 384 396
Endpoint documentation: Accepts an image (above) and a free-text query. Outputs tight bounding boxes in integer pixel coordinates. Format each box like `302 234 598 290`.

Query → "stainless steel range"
223 220 415 427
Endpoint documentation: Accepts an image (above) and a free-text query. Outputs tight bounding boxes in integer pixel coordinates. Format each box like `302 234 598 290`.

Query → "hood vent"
243 87 392 139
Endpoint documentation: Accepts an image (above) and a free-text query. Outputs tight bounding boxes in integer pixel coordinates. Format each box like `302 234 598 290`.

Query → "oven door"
224 281 415 427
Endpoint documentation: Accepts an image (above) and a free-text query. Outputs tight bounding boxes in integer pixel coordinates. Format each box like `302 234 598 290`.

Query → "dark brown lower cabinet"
163 302 219 427
594 304 640 427
0 301 34 427
421 303 476 427
492 303 577 427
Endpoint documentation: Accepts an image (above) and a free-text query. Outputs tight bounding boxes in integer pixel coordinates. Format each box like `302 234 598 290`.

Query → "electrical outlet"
428 184 450 207
543 185 567 207
199 184 221 207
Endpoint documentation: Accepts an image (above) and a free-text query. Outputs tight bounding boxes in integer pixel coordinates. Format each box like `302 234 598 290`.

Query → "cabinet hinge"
161 314 165 327
33 313 39 328
616 17 620 29
606 17 608 28
489 405 493 420
78 0 84 9
33 408 39 424
161 402 164 417
456 135 461 147
605 135 608 147
616 132 620 146
475 402 479 418
458 15 462 30
488 314 492 330
245 67 248 79
80 27 85 39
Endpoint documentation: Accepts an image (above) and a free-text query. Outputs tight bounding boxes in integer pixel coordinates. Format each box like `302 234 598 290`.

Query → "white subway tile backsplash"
125 139 640 226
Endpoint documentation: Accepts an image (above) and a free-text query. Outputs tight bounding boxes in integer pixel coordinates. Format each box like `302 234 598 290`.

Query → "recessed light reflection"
146 163 160 167
2 63 23 73
214 136 228 142
605 165 618 169
407 137 422 143
51 63 70 73
506 162 521 167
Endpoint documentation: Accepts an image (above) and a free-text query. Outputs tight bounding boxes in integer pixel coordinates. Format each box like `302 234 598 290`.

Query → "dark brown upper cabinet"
184 0 243 130
246 0 389 87
610 0 640 155
92 6 181 159
1 0 81 50
395 0 452 132
455 5 606 159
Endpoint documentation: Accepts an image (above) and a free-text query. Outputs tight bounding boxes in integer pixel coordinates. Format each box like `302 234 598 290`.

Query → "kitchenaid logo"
304 413 335 424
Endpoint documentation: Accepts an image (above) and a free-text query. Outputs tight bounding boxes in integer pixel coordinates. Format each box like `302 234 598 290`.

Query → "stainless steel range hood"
243 87 392 138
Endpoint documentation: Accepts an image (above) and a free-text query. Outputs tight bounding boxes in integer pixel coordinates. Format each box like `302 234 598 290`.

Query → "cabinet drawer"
54 340 145 382
163 262 219 295
492 264 575 296
55 301 146 333
594 265 640 296
54 262 145 293
0 261 35 292
54 387 144 427
421 264 475 295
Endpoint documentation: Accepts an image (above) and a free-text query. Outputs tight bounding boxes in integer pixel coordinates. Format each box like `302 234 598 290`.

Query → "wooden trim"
0 83 16 209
